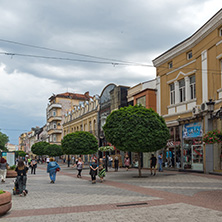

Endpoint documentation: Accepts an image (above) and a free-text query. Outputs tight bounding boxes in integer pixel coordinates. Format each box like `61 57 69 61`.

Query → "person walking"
114 155 119 172
89 159 98 184
73 157 84 178
0 157 9 183
124 155 130 171
158 153 163 172
108 155 113 169
150 154 157 176
30 157 37 174
15 159 29 196
98 158 106 182
47 157 60 183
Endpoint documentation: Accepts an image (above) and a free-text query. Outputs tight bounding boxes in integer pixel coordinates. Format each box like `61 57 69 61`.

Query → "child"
98 158 106 182
15 159 29 196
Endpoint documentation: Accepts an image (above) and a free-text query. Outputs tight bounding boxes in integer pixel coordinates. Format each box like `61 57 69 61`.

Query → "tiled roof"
49 92 93 102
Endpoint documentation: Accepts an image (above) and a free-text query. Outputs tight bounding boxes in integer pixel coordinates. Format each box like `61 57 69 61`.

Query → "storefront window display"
183 122 203 171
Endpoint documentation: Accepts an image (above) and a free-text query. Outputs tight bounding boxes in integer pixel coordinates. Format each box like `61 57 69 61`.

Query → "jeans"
49 170 56 182
31 166 36 174
159 163 163 172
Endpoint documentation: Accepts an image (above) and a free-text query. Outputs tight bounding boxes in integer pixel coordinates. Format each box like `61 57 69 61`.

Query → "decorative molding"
167 69 196 84
166 60 196 76
216 40 222 46
216 53 222 60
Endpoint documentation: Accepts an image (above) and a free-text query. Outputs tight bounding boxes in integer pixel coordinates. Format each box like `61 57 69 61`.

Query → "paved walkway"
1 164 222 221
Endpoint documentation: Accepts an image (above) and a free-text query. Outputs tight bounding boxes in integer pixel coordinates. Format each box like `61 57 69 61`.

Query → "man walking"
150 154 157 176
158 153 163 172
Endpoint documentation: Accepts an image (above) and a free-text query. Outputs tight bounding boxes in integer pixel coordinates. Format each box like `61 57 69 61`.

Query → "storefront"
182 122 203 171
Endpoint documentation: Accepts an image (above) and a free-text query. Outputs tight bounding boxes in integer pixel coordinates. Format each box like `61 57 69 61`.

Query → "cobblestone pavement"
1 164 222 222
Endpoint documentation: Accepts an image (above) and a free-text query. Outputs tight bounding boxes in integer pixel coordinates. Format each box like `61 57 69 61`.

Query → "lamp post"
205 99 215 173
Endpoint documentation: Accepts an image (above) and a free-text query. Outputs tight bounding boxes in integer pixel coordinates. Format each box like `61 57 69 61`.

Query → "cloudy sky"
0 0 221 145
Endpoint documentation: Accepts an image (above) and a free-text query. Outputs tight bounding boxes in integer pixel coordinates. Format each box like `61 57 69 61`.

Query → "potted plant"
203 130 222 144
0 190 12 216
6 165 17 178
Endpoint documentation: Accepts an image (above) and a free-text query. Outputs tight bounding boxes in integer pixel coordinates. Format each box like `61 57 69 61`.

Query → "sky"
0 0 221 145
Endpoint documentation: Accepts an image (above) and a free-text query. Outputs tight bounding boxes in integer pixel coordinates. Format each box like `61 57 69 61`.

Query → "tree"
31 141 49 156
45 144 63 157
61 131 98 155
15 150 27 158
0 131 9 151
103 105 170 177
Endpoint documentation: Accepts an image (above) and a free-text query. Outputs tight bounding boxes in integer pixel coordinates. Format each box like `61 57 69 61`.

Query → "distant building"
6 143 18 152
46 92 92 144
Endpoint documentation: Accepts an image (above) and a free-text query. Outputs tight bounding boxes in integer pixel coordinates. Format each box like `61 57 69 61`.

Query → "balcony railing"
47 103 62 111
47 115 62 121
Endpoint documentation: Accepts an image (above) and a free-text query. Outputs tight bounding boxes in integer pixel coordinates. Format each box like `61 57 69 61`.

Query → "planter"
0 191 12 216
6 170 17 178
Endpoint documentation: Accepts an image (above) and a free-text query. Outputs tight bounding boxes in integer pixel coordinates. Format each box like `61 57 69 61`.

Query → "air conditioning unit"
200 102 208 112
192 105 201 116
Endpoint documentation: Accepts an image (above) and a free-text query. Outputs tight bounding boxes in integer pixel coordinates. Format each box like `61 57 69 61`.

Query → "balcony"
47 115 62 122
47 103 62 112
47 128 62 134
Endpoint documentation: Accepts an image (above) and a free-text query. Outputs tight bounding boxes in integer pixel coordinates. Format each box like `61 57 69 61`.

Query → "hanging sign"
183 122 203 138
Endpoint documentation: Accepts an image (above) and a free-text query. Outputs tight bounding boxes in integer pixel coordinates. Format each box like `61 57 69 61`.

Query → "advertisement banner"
183 122 203 138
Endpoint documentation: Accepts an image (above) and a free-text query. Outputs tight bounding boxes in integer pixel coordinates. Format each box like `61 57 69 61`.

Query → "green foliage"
98 146 114 152
61 131 98 155
31 141 49 156
0 131 9 151
103 105 170 153
45 144 63 157
9 165 16 170
203 130 222 144
15 150 27 158
0 190 5 194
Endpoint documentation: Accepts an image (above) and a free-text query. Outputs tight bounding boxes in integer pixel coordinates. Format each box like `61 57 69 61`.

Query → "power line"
0 38 149 66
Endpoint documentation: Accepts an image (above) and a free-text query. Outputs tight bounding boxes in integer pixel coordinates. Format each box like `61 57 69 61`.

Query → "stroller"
12 176 28 195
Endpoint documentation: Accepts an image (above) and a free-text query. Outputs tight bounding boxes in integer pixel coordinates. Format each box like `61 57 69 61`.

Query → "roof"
152 8 222 67
49 91 92 102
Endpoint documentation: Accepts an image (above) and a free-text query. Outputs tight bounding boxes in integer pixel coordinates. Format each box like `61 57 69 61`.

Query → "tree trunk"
138 152 142 177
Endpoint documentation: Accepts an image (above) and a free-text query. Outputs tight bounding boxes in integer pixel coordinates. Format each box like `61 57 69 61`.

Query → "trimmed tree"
103 105 170 177
31 141 49 156
15 151 27 158
45 144 63 157
61 131 98 155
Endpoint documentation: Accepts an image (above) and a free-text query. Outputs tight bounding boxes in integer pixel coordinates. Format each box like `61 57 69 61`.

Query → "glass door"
191 145 203 171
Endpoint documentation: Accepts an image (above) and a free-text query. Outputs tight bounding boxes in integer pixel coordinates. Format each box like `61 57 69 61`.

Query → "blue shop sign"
183 122 203 138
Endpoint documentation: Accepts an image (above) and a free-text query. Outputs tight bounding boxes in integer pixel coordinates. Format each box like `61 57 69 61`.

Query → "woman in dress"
98 158 106 182
47 157 60 183
124 155 130 171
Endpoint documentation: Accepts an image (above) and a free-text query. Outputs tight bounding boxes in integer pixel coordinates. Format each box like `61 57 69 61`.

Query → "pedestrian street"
1 164 222 222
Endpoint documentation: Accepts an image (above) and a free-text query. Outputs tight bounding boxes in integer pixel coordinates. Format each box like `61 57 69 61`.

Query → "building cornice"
153 9 222 67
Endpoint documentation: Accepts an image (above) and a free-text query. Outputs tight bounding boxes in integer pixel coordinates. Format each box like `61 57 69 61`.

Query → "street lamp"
206 99 215 119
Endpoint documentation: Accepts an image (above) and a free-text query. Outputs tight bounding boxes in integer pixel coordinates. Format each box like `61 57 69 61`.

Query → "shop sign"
183 122 203 138
167 141 181 147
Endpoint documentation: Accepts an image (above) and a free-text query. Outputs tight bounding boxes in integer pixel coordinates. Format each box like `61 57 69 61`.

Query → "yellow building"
63 95 99 138
46 92 92 145
153 9 222 173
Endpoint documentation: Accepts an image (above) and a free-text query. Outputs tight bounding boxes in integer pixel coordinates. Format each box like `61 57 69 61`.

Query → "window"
53 123 57 129
187 51 192 60
53 110 56 116
168 61 173 69
170 83 175 105
53 134 56 142
219 27 222 36
136 96 146 107
190 75 196 99
179 79 185 102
